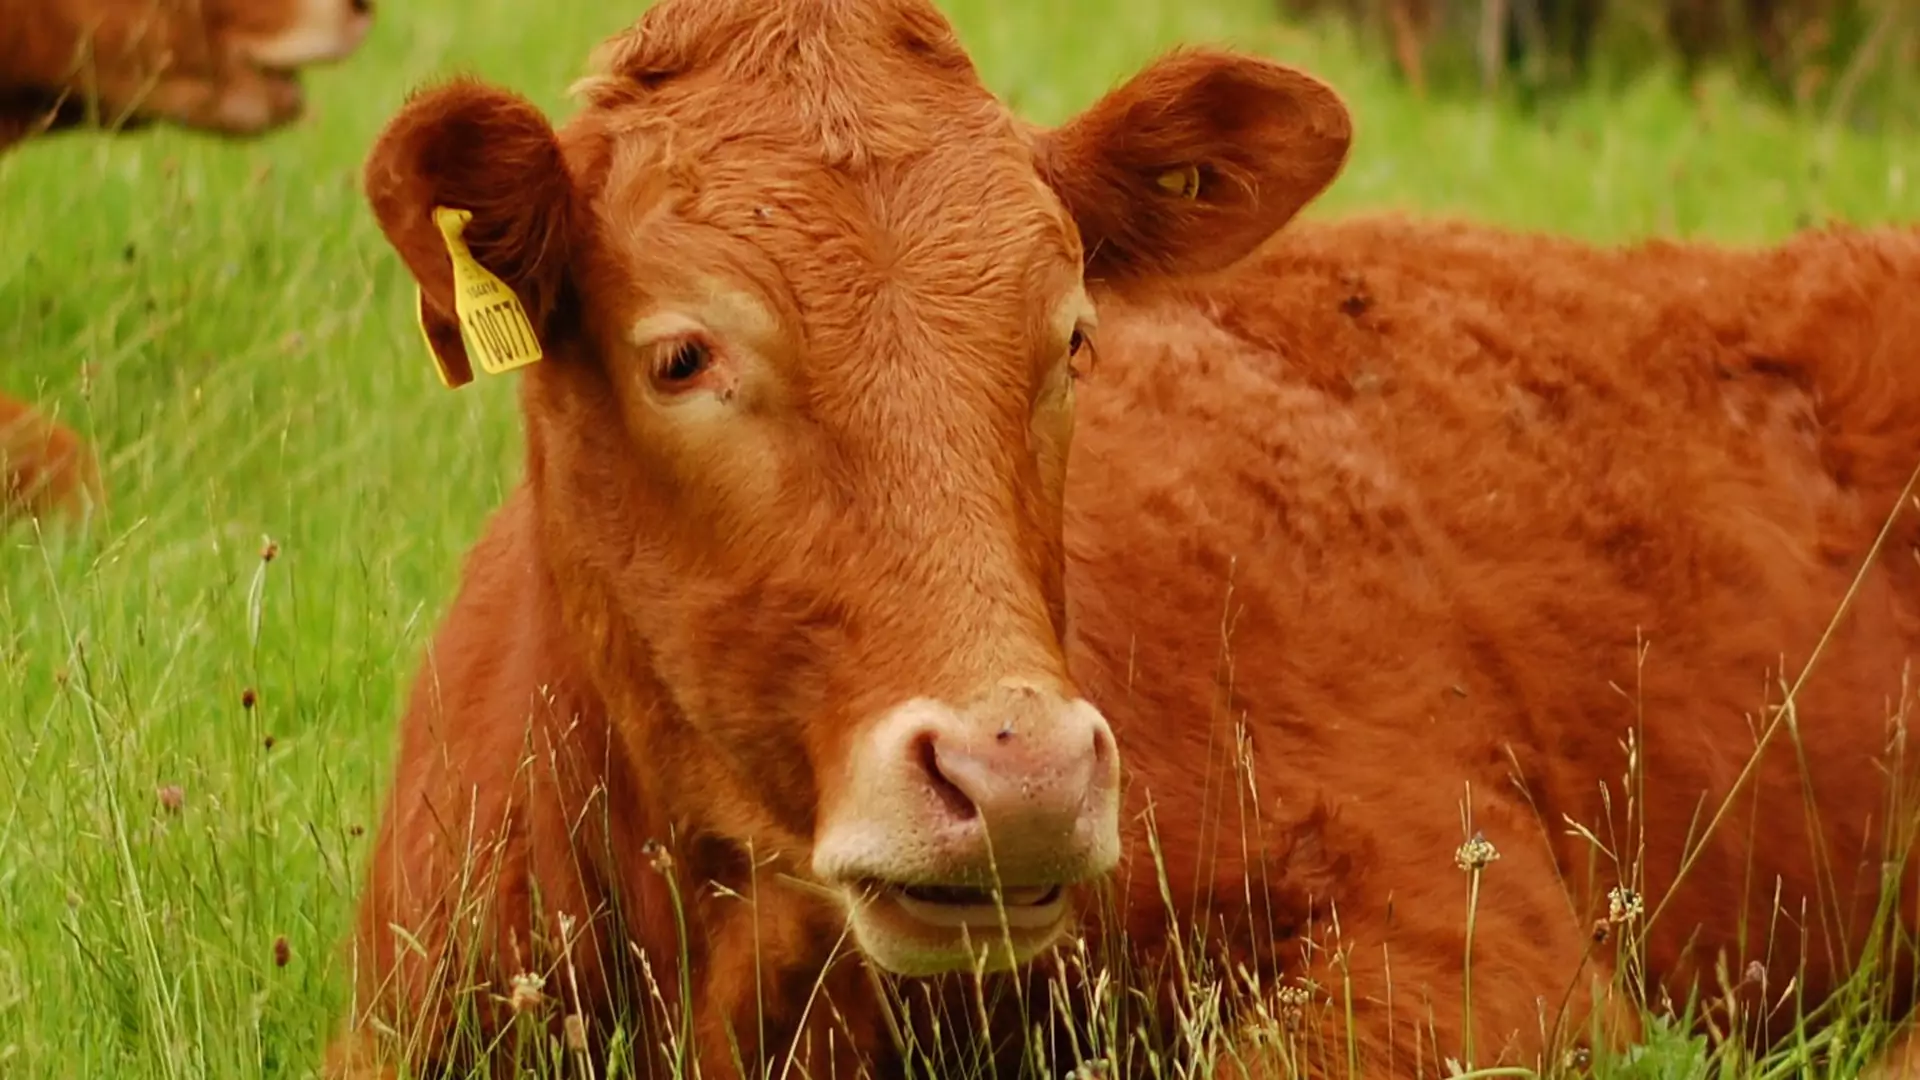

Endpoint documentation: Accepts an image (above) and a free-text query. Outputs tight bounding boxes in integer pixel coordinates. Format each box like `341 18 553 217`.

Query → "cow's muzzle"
812 680 1122 975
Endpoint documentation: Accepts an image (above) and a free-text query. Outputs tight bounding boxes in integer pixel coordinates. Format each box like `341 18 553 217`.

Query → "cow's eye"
657 340 711 386
1066 326 1095 381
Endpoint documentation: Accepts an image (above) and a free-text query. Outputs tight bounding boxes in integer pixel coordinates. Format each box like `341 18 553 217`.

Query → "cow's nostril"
349 0 372 14
915 733 979 823
1090 716 1115 772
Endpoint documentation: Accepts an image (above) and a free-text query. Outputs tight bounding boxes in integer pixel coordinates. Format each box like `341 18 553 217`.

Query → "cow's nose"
812 681 1122 890
349 0 372 14
913 694 1118 851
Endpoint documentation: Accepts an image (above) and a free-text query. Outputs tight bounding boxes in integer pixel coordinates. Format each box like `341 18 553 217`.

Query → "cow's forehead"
574 63 1082 335
562 0 1090 388
591 113 1076 263
579 139 1085 414
584 136 1082 362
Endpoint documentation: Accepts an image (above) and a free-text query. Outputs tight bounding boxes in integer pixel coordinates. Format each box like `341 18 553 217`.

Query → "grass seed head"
1454 831 1499 871
508 972 545 1015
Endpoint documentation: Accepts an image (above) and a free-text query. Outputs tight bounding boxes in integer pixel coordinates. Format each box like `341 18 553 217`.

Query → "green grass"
1 0 1918 1076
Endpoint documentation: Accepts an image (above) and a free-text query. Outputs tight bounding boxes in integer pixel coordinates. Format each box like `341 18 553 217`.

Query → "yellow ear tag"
431 205 544 377
1155 164 1202 200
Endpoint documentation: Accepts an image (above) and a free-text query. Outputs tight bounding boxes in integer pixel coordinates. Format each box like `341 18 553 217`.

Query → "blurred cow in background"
1275 0 1606 93
1281 0 1891 102
0 0 374 153
0 0 375 528
0 394 101 526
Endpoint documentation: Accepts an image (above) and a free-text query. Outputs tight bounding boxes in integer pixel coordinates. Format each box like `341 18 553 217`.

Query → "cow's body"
332 3 1920 1077
1 391 100 524
1061 216 1920 1073
0 0 371 153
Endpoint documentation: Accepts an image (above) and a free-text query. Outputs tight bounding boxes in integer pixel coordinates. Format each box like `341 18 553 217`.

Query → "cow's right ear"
363 78 575 389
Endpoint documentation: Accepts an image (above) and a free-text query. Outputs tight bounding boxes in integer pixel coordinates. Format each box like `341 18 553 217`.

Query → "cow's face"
212 0 374 71
363 0 1351 977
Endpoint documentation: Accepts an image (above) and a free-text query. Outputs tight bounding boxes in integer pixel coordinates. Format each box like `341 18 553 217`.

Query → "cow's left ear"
1034 50 1352 283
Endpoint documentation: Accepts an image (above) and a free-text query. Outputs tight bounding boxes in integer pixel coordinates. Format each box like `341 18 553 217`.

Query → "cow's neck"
519 465 879 1075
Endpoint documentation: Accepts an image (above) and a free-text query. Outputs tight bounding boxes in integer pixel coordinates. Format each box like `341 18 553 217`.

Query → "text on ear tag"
431 205 543 377
1155 164 1202 200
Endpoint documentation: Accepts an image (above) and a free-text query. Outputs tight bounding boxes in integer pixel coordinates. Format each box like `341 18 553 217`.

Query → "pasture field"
2 0 1918 1076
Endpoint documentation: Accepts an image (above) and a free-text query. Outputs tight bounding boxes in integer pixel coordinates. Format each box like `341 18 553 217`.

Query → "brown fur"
0 0 372 153
331 2 1920 1077
0 391 102 524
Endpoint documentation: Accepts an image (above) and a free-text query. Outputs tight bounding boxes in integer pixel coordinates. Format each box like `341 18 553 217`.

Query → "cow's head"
363 0 1350 977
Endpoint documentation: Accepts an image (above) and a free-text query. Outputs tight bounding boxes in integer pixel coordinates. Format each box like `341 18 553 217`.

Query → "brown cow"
0 0 372 152
329 1 1920 1078
0 391 101 524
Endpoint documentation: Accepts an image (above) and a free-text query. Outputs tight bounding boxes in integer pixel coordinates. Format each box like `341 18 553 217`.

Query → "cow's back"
1060 216 1920 1064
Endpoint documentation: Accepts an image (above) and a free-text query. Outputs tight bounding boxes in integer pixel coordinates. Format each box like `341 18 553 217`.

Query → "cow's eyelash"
651 335 715 387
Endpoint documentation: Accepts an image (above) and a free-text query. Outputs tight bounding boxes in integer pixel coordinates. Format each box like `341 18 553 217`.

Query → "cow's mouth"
886 882 1067 929
839 878 1072 975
